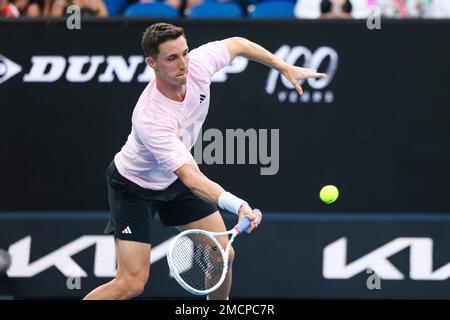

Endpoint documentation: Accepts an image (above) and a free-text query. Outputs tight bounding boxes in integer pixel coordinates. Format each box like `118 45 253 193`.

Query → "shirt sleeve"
136 107 193 173
189 40 231 81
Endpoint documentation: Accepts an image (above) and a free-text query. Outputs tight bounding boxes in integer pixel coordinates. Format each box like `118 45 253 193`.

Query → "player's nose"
179 56 188 69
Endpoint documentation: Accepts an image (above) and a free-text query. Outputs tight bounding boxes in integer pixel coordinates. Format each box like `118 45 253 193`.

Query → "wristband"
218 191 247 215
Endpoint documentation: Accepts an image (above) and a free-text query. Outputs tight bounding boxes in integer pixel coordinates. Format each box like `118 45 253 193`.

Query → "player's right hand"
238 203 262 233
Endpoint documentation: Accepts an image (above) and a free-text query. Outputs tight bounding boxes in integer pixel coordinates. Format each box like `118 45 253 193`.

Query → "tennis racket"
166 209 261 295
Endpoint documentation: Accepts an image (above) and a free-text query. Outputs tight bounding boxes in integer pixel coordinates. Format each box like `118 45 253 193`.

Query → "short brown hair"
141 23 186 58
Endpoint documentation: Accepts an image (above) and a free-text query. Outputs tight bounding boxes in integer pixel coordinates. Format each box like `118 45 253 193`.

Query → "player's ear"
146 56 158 71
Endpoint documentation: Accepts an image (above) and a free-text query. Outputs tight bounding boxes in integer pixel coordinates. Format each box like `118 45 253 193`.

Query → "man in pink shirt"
84 23 326 300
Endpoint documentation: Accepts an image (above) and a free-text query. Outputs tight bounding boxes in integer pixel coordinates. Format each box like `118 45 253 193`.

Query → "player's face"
149 36 189 87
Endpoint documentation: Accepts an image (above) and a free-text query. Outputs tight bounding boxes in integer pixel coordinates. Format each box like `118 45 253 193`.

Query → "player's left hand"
280 64 327 95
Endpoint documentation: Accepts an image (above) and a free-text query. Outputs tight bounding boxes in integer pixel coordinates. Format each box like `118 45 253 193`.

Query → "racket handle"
234 217 252 234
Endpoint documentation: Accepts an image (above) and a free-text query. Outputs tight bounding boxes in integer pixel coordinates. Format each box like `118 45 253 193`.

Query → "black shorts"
104 160 218 244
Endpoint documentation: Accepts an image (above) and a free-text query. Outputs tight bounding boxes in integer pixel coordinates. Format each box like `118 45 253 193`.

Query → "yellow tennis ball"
320 185 339 204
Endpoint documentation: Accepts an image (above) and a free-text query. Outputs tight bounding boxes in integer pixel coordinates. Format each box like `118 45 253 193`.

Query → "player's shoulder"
188 40 228 81
190 40 225 57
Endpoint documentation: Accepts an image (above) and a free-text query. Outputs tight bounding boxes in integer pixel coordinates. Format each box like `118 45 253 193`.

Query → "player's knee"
128 278 147 297
122 276 147 297
117 271 149 298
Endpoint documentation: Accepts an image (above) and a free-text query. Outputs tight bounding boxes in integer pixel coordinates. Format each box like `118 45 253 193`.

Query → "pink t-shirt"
114 41 231 190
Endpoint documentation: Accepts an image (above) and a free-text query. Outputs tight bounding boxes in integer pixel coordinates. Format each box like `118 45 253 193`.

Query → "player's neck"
155 78 186 103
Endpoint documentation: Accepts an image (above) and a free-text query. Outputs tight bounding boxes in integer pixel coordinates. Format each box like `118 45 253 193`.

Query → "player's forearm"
232 37 287 72
186 172 225 205
175 161 247 215
175 161 224 204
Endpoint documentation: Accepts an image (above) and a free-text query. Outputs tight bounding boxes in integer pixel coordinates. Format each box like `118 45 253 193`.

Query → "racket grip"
234 217 252 234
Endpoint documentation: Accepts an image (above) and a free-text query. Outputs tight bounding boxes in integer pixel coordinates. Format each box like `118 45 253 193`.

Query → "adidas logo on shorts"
121 226 132 234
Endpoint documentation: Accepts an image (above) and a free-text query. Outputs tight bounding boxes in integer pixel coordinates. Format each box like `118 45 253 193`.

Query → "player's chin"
179 77 188 85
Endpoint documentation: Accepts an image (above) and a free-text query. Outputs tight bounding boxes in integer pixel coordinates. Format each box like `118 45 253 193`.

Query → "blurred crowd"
295 0 450 19
0 0 107 16
1 0 449 18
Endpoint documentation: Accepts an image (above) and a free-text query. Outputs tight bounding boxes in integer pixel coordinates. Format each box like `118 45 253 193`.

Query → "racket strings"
171 233 225 291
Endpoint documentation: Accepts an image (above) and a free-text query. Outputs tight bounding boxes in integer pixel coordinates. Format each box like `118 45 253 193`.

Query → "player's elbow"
229 36 248 45
223 37 250 60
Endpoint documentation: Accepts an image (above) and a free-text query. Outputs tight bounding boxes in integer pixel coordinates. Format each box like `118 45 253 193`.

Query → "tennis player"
83 22 326 300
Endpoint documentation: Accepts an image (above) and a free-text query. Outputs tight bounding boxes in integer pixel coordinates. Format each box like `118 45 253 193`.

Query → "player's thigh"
176 210 225 232
115 238 151 283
